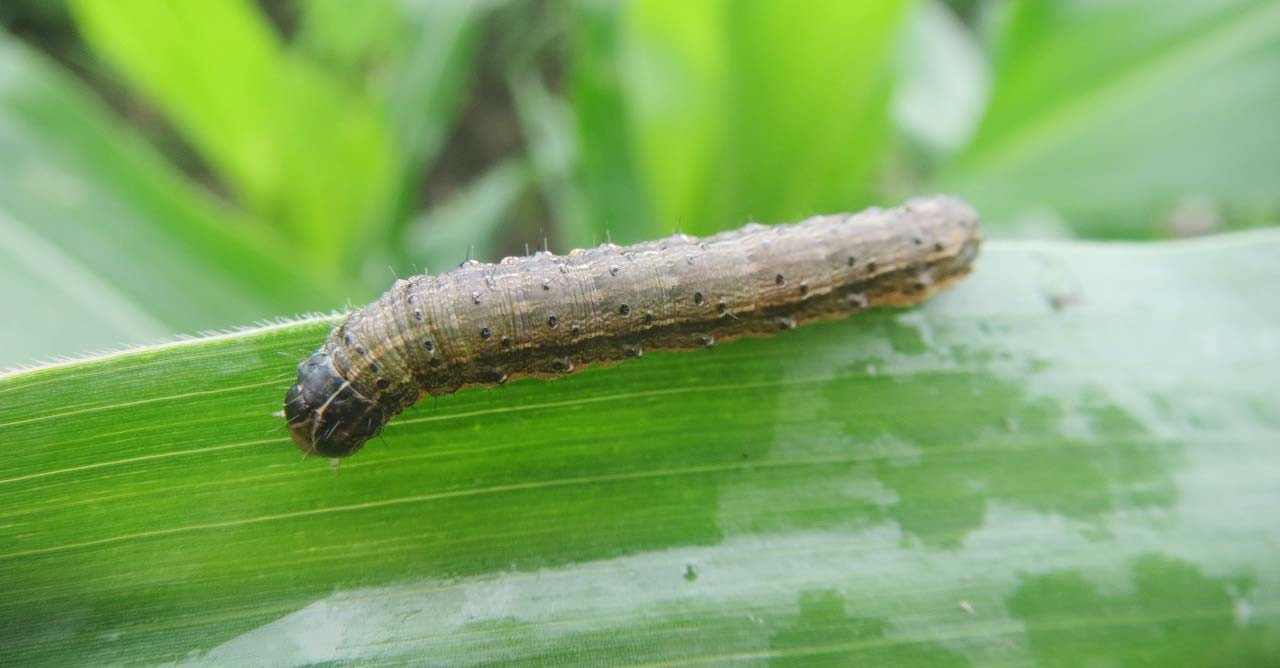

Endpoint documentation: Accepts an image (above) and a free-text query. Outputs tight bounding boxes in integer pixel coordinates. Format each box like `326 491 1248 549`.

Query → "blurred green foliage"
0 0 1277 364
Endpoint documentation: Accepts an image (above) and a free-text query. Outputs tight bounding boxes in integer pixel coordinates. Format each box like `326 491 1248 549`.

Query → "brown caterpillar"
285 196 981 458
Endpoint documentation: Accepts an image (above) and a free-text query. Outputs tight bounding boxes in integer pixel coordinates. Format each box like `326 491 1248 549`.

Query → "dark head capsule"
284 353 389 458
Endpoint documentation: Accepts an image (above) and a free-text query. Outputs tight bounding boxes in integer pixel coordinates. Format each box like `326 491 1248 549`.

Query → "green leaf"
892 0 990 155
941 0 1280 237
512 71 595 250
295 0 488 282
405 158 530 272
69 0 395 267
0 33 341 368
569 0 659 244
297 0 401 75
382 0 484 176
607 0 915 236
369 0 485 267
3 231 1278 665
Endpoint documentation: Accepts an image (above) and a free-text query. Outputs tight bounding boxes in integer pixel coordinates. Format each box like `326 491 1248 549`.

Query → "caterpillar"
285 196 981 458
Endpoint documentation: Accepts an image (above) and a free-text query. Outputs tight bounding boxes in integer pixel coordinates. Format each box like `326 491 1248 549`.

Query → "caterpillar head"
284 352 388 458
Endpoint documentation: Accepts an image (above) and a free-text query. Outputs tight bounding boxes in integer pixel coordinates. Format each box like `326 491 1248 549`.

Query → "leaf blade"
0 34 343 368
69 0 396 265
942 0 1280 237
1 232 1278 665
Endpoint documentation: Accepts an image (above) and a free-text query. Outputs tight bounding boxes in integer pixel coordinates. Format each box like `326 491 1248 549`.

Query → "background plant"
1 0 1275 368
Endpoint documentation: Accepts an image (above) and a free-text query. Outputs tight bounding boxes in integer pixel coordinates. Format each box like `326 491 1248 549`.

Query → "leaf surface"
943 0 1280 236
2 233 1278 665
0 34 340 367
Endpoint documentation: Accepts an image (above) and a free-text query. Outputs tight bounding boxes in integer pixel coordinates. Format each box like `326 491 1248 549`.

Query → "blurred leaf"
511 71 594 249
297 0 400 74
0 0 68 29
405 158 529 272
616 0 725 240
3 231 1279 664
714 1 913 229
369 0 485 265
0 33 341 368
611 0 915 236
384 0 485 173
942 0 1280 237
69 0 395 267
892 0 990 155
298 0 488 280
569 0 658 244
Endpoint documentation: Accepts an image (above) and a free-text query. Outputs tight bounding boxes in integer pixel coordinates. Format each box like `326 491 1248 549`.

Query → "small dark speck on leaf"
1047 290 1084 311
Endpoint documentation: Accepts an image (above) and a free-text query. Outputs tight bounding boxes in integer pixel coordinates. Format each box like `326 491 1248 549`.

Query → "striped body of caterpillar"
285 196 981 458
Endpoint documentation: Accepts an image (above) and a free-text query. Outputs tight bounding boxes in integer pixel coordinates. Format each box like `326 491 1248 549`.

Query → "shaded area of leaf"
1009 555 1278 667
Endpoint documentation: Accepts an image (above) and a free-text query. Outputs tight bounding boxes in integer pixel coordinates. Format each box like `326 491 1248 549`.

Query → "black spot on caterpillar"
284 196 982 458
